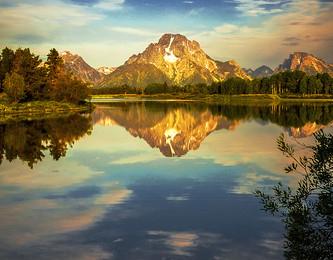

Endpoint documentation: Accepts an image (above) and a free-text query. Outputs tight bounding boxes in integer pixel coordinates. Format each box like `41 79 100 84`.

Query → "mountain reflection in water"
92 102 333 157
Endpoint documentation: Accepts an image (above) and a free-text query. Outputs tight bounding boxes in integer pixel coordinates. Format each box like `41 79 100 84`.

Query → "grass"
0 99 93 121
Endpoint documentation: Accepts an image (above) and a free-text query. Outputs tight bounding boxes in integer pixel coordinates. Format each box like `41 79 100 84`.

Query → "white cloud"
94 0 125 10
232 0 288 16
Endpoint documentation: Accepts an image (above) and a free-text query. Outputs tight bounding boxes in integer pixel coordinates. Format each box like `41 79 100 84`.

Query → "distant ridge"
244 65 273 78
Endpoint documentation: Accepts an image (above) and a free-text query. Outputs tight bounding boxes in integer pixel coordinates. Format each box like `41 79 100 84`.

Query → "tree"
318 73 332 94
3 72 25 102
255 131 333 259
0 47 15 92
45 48 89 103
12 48 46 100
46 48 63 80
299 77 308 95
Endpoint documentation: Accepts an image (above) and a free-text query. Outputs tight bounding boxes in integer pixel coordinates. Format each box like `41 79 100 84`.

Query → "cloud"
94 0 125 10
192 0 333 68
214 24 241 34
232 0 290 16
188 7 205 16
183 0 194 4
108 26 161 37
0 1 103 44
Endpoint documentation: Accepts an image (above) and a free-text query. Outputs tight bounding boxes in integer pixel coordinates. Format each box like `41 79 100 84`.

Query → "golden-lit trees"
3 72 25 102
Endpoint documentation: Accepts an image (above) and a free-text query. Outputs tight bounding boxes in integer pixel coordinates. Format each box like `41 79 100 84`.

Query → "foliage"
3 72 25 102
93 70 333 96
0 47 89 104
0 47 15 92
255 131 333 259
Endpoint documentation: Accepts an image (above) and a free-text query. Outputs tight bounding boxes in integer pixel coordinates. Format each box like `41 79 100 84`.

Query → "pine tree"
46 48 63 81
0 47 15 91
299 77 308 95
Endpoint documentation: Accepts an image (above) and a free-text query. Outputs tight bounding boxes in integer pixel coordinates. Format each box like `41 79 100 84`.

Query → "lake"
0 100 332 260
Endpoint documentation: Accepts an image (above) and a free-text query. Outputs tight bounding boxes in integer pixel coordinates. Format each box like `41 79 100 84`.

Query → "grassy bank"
90 93 333 103
0 100 93 122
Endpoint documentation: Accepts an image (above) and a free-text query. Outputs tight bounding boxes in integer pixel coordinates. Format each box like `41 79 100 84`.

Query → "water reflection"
0 101 333 259
0 114 92 167
93 102 333 157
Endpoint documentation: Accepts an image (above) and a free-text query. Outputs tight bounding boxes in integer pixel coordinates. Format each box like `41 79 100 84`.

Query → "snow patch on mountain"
164 36 179 63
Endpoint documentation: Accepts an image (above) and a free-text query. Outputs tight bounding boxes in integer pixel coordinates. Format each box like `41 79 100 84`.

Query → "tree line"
92 70 333 96
0 47 89 103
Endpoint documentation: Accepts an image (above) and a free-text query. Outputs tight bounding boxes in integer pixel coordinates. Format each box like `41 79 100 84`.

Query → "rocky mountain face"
275 52 333 76
99 34 250 88
97 66 117 75
245 65 273 78
61 51 103 84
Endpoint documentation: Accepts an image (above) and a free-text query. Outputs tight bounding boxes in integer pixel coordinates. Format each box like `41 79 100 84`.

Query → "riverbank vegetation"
92 71 333 98
0 47 90 114
256 131 333 259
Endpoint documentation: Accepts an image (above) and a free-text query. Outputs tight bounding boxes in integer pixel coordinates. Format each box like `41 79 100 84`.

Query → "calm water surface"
0 101 332 259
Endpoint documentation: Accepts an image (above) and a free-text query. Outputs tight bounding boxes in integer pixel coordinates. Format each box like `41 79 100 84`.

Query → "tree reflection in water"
0 114 92 168
256 131 333 259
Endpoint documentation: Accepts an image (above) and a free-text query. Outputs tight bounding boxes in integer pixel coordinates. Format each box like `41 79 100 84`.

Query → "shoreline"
0 101 93 122
90 94 333 103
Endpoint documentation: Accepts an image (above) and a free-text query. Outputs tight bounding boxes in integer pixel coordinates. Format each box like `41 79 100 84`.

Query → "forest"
92 70 333 96
0 47 89 104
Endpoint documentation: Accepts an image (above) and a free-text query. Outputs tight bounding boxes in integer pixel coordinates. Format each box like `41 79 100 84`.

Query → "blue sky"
0 0 332 68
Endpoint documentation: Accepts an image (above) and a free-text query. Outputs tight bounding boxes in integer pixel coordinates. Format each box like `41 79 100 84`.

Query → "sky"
0 0 332 69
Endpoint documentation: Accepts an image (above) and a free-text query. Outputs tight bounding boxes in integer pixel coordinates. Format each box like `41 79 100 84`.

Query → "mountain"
245 65 273 78
97 66 117 75
243 68 254 76
275 52 333 76
60 51 103 84
99 34 250 88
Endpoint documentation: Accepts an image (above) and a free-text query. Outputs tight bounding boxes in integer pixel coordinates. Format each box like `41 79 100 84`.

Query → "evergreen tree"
12 48 46 100
299 77 308 95
0 47 15 92
46 48 63 81
307 76 318 94
45 48 89 103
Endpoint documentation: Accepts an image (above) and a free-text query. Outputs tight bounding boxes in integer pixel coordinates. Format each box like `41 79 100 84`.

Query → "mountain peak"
60 50 103 84
60 50 77 57
276 52 333 76
245 65 273 78
158 33 190 43
100 33 250 88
